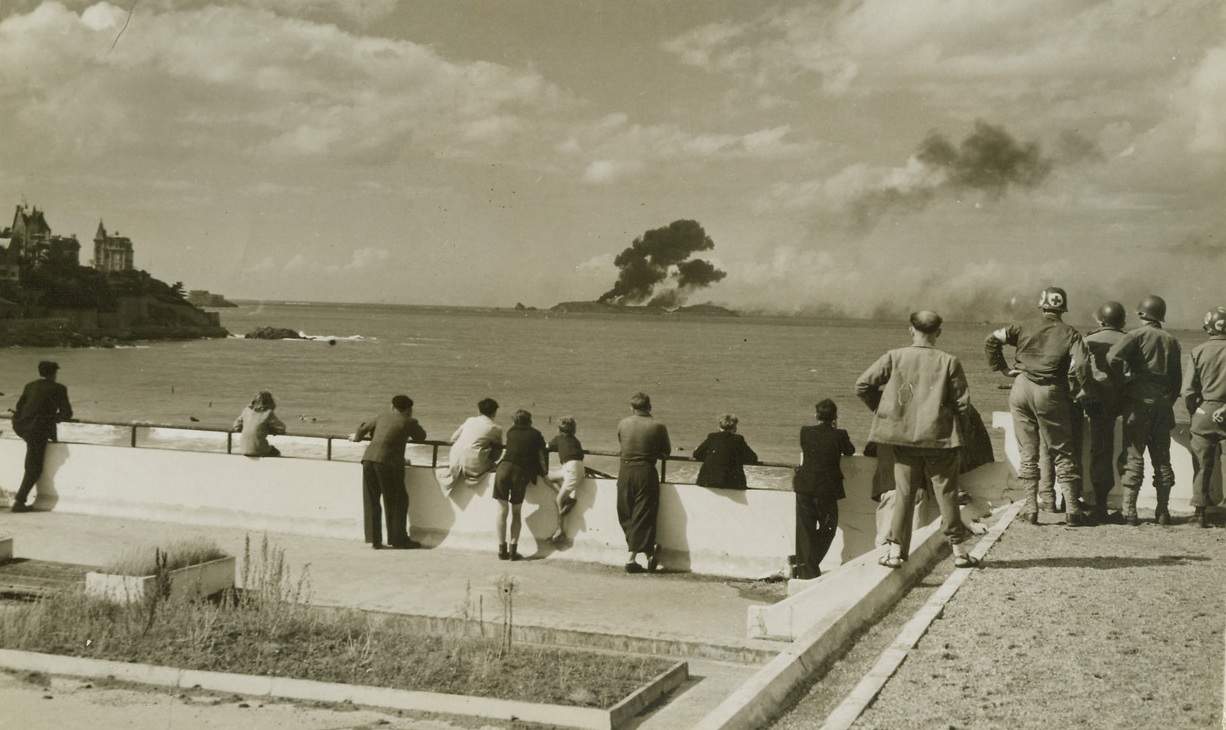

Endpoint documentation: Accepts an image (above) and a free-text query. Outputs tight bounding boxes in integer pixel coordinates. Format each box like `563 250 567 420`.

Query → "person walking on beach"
985 287 1093 526
692 413 759 490
1081 301 1129 523
440 398 503 488
1107 295 1182 526
352 395 427 550
10 360 73 512
232 391 287 457
856 311 977 568
546 416 585 543
792 399 855 579
1183 308 1226 528
494 410 548 560
617 392 672 574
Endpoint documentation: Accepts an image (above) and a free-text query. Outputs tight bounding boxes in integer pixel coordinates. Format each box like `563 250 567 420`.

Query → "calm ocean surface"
0 302 1197 480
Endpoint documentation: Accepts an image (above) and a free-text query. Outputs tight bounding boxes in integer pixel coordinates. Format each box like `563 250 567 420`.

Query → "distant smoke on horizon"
849 120 1053 232
599 219 727 307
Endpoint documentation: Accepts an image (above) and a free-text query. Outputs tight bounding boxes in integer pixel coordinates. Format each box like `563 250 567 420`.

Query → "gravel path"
852 512 1225 729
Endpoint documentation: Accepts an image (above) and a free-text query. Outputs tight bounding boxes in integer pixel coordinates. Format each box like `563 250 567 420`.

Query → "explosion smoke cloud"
599 219 727 306
850 120 1053 232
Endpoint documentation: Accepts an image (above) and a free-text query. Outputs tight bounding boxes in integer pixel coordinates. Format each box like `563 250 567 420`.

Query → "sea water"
1 302 1191 479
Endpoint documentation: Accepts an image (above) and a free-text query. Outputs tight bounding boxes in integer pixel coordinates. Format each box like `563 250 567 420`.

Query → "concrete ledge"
0 536 11 562
0 648 688 730
747 518 947 641
700 505 1013 730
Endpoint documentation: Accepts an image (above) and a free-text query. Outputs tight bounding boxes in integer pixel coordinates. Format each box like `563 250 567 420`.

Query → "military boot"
1155 486 1171 526
1122 487 1140 526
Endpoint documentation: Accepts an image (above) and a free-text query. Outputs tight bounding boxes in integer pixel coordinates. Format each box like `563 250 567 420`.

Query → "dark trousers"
15 436 50 505
362 460 408 546
1189 408 1226 508
1120 401 1175 502
617 463 659 554
795 493 838 579
886 446 966 557
1087 410 1124 504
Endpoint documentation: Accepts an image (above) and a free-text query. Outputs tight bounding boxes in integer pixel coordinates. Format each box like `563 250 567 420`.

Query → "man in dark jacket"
1082 301 1128 522
792 399 854 579
1107 295 1182 525
693 413 759 489
12 360 73 512
352 395 426 549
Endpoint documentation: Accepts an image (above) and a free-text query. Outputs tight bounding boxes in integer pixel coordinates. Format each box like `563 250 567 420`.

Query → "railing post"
226 432 232 454
659 456 668 483
326 438 333 461
432 444 439 469
130 425 137 448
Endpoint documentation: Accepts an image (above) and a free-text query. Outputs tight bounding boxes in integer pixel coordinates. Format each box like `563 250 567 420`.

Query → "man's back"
361 411 426 465
856 344 969 449
1109 323 1183 404
618 413 671 465
13 379 71 439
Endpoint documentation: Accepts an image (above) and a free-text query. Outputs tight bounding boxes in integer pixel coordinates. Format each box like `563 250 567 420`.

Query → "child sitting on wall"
546 417 584 543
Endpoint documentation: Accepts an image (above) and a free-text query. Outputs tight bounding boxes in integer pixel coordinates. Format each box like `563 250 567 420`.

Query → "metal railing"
0 416 798 486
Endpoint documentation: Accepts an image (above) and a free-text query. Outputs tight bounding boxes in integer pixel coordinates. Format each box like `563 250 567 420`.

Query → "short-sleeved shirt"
502 424 547 477
548 433 584 463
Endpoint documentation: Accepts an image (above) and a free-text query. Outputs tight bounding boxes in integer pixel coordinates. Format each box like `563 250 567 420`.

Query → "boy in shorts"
546 417 584 543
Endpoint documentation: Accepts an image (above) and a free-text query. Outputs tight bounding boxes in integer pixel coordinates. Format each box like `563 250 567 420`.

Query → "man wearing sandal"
855 310 978 569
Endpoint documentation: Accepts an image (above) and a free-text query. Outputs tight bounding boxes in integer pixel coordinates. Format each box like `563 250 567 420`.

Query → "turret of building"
94 220 135 272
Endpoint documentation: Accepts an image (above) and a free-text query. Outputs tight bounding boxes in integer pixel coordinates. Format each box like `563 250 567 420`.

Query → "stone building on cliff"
94 221 134 272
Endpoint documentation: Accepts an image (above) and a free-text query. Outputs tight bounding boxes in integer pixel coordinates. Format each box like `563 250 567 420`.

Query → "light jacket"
856 344 970 449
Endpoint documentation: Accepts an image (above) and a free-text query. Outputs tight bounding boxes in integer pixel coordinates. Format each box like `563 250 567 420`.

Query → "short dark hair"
513 409 532 427
558 416 577 434
909 310 943 334
38 360 59 377
630 392 652 412
816 399 838 422
392 395 413 412
477 398 499 417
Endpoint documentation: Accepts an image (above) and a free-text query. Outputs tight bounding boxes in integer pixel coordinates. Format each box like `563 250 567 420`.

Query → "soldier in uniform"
1181 307 1226 528
985 287 1093 526
1082 301 1129 523
1106 295 1182 526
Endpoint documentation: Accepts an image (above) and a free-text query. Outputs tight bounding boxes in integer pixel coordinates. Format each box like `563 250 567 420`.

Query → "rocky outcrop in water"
244 327 305 340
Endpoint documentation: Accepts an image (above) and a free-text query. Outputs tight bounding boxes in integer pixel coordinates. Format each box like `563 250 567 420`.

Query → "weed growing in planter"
102 537 229 576
0 534 672 708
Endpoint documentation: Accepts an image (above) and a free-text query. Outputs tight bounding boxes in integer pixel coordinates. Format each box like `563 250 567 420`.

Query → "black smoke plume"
850 119 1053 231
599 219 727 307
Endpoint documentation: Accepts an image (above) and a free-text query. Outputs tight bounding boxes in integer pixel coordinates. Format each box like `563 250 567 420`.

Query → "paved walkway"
0 510 784 728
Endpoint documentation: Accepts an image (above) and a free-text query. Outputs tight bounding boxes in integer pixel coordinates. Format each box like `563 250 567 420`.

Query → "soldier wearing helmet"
986 286 1093 526
1078 301 1129 523
1106 295 1183 525
1180 307 1226 528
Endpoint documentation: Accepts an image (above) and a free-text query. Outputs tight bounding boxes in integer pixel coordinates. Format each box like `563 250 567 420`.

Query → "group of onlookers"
9 288 1223 579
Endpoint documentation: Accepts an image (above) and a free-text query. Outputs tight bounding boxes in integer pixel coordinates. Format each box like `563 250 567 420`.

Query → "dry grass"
102 537 230 576
0 534 671 709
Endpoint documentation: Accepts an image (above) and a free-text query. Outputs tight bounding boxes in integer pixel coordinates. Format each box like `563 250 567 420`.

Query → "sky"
1 0 1224 326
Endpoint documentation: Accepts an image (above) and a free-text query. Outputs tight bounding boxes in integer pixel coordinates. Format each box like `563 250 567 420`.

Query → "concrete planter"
0 648 687 730
85 556 235 604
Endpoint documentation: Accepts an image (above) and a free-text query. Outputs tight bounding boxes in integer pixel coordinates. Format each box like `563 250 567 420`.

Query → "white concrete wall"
0 421 1022 578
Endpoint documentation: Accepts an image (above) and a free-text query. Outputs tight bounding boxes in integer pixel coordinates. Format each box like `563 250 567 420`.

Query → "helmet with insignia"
1038 286 1068 313
1204 307 1226 335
